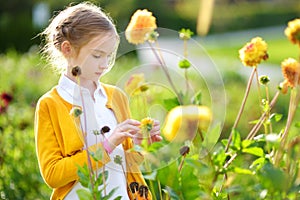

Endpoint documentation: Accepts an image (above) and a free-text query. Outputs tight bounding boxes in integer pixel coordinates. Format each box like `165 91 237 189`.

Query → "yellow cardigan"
35 84 151 200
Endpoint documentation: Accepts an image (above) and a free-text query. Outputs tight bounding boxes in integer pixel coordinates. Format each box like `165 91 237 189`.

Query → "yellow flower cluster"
125 9 157 45
125 73 148 96
162 105 212 142
284 18 300 46
281 58 300 88
140 117 154 132
239 37 268 67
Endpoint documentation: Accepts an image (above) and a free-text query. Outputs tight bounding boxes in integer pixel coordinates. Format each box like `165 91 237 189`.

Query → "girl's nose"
98 57 108 69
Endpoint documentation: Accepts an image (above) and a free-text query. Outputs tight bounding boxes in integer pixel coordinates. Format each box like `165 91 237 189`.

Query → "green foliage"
0 50 56 199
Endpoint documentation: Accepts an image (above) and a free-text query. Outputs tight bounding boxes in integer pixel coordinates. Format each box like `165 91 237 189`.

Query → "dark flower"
101 126 111 134
0 92 13 114
138 185 149 199
180 145 190 156
71 66 81 77
1 93 13 104
129 182 139 193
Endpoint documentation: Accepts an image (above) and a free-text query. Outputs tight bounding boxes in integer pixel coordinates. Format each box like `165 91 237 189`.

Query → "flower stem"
76 77 96 200
265 86 273 134
183 40 190 97
246 90 280 140
178 155 186 172
225 67 256 151
221 91 280 186
255 68 263 111
148 42 184 105
275 87 300 166
144 159 157 200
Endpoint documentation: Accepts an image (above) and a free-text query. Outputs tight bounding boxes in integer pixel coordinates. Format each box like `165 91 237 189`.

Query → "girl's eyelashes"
92 53 113 60
92 54 101 58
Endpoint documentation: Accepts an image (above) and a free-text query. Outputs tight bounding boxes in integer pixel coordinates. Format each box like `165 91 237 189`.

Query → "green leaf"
95 170 108 187
258 162 288 192
241 139 255 149
147 140 165 152
157 161 180 191
76 188 93 200
163 186 180 200
102 188 119 200
163 97 180 111
231 129 241 151
191 91 202 105
77 164 90 188
232 167 253 175
250 157 266 170
89 148 103 161
181 165 202 199
143 170 157 181
242 147 264 157
211 146 227 167
221 139 228 147
270 113 283 123
295 121 300 128
249 119 259 125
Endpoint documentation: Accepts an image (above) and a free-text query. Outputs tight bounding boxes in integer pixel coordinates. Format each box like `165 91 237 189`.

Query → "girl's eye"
92 54 101 59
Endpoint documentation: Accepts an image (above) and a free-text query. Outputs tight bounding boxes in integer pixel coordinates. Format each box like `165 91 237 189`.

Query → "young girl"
34 2 162 200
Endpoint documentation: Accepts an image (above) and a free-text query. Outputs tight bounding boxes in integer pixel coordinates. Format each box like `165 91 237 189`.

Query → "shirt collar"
57 74 107 105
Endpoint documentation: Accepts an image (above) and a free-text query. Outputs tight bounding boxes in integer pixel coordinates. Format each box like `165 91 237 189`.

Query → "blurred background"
0 0 299 199
0 0 299 52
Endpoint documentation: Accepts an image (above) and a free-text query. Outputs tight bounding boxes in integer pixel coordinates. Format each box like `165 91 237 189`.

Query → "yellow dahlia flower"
281 58 300 88
162 105 212 142
140 117 154 132
239 37 268 67
125 73 148 96
284 18 300 46
125 9 157 45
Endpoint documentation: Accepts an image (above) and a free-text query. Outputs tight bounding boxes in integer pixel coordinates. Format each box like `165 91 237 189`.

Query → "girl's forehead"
86 33 118 50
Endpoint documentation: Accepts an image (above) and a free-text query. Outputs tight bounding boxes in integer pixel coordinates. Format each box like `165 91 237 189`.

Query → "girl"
34 2 162 200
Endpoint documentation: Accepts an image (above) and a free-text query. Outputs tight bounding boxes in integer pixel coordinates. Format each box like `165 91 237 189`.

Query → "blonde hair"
41 2 118 72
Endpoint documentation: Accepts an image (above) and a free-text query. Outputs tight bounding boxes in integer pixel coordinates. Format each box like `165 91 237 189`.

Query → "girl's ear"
61 41 73 57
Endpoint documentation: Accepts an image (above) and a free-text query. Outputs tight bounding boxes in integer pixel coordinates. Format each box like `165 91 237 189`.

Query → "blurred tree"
0 0 299 53
0 0 36 52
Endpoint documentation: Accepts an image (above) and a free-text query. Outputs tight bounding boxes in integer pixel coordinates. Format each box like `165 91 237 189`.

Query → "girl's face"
72 32 118 82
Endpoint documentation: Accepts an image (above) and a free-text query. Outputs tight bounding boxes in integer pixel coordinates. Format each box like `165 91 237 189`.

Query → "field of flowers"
1 10 300 200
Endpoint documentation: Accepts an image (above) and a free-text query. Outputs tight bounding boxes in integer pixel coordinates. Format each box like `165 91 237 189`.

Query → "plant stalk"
225 67 256 151
148 42 184 105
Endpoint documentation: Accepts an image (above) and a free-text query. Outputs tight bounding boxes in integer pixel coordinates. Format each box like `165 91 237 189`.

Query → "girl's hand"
107 119 141 150
134 120 163 145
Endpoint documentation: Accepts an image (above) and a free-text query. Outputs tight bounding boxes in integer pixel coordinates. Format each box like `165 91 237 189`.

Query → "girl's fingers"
116 119 141 135
153 135 163 142
121 131 134 138
117 124 140 135
122 119 141 126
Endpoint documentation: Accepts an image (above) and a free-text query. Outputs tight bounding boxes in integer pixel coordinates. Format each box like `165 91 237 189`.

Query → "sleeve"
34 99 111 189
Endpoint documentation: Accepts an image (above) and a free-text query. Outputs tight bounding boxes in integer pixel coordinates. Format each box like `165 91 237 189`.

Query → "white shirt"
57 75 129 200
